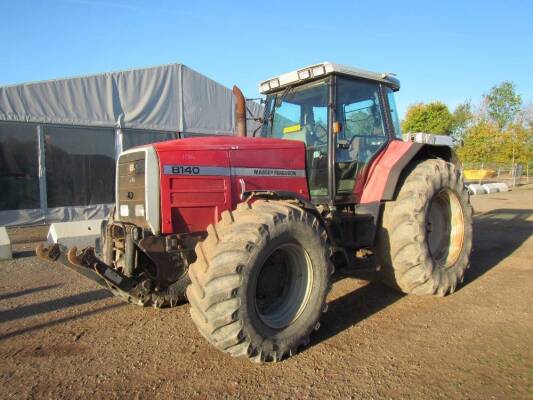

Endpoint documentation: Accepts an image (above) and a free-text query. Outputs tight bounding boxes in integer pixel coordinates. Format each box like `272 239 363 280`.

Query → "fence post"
37 125 48 223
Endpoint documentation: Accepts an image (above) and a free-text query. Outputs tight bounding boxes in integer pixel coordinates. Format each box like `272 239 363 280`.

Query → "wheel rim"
254 243 314 330
427 188 465 268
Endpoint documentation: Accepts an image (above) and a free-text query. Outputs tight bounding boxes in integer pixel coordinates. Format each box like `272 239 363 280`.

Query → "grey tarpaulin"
0 205 114 227
0 63 263 135
0 63 265 227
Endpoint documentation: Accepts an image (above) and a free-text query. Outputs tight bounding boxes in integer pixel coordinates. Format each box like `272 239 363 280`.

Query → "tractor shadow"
0 287 124 341
0 289 113 324
463 208 532 285
0 284 62 301
311 208 532 347
12 250 38 259
0 302 125 341
311 278 403 347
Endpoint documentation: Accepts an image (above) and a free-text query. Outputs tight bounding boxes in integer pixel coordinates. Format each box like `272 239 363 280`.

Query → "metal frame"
0 120 170 227
327 75 337 205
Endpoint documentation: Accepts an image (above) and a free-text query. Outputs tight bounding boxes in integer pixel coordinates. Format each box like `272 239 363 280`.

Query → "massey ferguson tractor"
37 62 473 363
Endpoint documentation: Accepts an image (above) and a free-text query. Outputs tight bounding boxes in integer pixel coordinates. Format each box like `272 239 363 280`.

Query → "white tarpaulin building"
0 63 263 226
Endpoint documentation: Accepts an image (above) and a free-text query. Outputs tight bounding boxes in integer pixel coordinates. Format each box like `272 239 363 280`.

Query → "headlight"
135 204 145 217
312 65 326 76
298 69 311 80
119 204 129 217
260 82 270 92
269 78 280 89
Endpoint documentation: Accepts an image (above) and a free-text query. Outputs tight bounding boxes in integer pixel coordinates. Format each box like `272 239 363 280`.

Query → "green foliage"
403 80 531 165
484 81 522 130
457 121 499 164
451 101 473 140
401 102 455 135
492 124 533 164
457 121 533 165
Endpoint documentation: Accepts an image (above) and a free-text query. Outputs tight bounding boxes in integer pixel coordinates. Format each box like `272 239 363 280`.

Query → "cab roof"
259 62 400 94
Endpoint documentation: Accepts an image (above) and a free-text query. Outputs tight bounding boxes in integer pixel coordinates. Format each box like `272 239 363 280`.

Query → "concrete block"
467 184 487 195
47 219 103 249
492 182 509 192
482 183 499 194
0 227 12 260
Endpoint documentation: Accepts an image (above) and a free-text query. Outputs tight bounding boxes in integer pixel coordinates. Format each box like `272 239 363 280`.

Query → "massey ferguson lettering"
253 169 297 176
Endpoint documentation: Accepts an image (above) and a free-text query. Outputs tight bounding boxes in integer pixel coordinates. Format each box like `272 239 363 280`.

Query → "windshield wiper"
275 86 294 107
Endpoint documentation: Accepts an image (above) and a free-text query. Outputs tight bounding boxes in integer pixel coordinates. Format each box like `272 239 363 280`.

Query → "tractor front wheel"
187 200 333 362
376 159 473 296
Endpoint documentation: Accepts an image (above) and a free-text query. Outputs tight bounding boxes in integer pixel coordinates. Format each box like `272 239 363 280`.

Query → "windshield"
261 78 330 197
262 79 329 143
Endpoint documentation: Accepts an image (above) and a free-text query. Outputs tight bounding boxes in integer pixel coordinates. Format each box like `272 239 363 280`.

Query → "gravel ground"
0 185 532 399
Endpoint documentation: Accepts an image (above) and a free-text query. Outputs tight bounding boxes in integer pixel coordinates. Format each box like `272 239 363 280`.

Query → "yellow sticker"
283 124 301 134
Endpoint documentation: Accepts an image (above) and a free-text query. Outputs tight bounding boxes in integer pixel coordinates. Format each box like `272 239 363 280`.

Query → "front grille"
117 151 149 229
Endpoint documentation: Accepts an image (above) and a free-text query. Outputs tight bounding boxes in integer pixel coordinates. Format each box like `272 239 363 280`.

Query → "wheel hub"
255 243 313 330
427 188 465 268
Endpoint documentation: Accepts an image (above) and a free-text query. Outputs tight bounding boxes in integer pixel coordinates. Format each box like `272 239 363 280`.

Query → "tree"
346 110 374 135
451 100 474 141
483 81 522 130
457 120 533 165
401 102 455 135
456 121 499 165
493 123 533 165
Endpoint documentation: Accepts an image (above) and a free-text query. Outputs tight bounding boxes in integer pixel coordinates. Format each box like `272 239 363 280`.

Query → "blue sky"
1 0 532 117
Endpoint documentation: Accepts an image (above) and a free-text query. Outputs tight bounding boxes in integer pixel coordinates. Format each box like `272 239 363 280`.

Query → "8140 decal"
163 165 230 176
170 166 200 175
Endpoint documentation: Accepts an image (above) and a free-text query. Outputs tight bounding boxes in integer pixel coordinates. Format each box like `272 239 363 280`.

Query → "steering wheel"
346 133 367 148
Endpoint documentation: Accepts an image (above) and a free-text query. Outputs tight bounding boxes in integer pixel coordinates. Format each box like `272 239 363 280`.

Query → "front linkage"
36 220 198 308
36 243 153 305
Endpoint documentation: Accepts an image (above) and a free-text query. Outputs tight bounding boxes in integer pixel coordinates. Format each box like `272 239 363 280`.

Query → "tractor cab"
259 62 402 205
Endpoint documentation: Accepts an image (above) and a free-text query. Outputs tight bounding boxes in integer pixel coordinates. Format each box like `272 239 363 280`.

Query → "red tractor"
37 62 472 363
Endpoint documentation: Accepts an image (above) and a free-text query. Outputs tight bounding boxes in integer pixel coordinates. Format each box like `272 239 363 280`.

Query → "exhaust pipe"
233 85 247 137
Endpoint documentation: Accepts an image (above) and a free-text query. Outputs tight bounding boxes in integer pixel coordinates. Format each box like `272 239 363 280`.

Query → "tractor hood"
117 136 309 236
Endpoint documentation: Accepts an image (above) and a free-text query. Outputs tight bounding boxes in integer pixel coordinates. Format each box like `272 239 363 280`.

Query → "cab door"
334 77 390 203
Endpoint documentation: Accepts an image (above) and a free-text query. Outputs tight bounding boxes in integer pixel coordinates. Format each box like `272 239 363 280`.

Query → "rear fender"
360 140 461 203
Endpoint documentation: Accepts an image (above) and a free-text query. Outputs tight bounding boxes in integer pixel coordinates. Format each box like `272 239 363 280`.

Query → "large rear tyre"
375 159 473 296
187 200 333 362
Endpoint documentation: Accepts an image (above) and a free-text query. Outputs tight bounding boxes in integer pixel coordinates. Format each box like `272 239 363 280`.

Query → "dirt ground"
1 185 532 399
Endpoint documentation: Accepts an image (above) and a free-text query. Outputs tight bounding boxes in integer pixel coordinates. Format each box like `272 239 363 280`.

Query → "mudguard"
360 140 460 204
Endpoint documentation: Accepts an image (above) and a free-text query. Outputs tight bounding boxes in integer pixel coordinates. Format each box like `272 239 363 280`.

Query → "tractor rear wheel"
186 200 333 362
375 159 473 296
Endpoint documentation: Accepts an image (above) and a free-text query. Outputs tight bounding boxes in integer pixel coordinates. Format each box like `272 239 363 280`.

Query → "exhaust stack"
233 85 247 137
